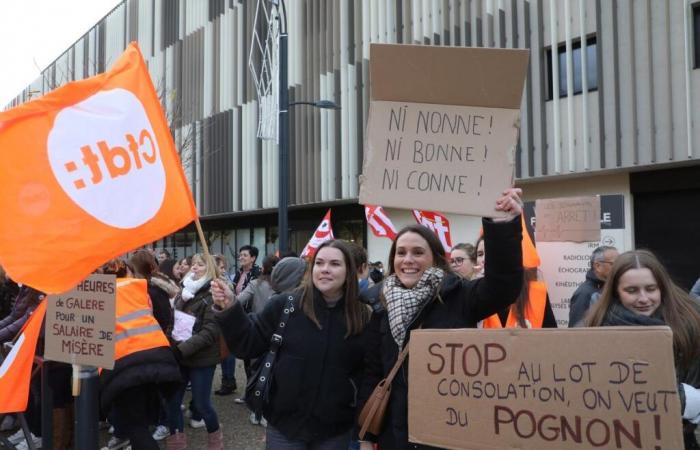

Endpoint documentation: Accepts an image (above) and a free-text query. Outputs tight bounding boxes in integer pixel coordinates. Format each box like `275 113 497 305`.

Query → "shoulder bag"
246 294 295 421
357 343 410 439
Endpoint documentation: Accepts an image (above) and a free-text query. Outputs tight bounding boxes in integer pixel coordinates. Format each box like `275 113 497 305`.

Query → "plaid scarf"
383 267 444 348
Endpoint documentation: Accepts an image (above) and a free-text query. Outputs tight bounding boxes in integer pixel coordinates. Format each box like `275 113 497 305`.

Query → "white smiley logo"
47 88 166 229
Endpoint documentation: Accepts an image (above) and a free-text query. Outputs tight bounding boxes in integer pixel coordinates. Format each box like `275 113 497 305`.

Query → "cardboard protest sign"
535 196 601 242
45 274 117 369
359 44 529 217
408 328 683 450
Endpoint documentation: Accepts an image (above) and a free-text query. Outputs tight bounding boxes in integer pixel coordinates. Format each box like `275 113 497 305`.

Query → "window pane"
558 50 567 97
572 46 582 94
586 42 598 90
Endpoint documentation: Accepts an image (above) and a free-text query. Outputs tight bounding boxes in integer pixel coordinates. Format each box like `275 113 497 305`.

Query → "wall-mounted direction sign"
45 274 116 369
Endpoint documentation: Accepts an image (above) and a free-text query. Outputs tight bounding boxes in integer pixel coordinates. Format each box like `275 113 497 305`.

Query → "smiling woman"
356 188 526 449
212 239 373 450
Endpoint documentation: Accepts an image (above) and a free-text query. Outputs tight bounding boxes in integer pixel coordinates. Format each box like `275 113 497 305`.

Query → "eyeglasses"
598 260 615 265
450 257 466 266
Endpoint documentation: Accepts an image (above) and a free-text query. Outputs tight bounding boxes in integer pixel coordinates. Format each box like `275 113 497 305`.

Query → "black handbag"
245 295 295 420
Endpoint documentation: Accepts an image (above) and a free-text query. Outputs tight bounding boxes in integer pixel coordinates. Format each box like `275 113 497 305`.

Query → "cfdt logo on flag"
47 88 166 229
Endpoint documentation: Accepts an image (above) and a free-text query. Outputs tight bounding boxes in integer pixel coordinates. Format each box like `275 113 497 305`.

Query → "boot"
207 429 224 450
165 431 187 450
214 379 236 396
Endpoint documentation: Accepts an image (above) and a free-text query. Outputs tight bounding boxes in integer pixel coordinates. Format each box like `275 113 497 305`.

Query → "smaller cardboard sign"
535 196 601 242
45 274 116 368
408 328 683 450
359 44 529 217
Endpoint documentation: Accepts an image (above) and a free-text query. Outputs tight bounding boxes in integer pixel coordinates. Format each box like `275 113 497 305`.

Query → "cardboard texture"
408 328 684 450
535 196 601 242
45 274 116 369
359 44 529 218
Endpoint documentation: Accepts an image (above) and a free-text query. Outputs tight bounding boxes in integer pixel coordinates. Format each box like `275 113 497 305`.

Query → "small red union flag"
365 205 397 240
301 209 334 258
412 210 453 254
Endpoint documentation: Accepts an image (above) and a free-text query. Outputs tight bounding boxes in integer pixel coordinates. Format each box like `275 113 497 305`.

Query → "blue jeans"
265 426 351 450
168 365 219 433
220 354 237 382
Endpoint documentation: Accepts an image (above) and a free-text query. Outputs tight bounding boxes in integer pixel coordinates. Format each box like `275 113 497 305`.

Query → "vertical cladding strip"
628 1 639 166
320 1 329 202
579 0 590 171
341 0 351 199
564 0 575 172
644 0 656 164
333 0 342 199
682 0 694 159
549 0 560 173
536 0 547 175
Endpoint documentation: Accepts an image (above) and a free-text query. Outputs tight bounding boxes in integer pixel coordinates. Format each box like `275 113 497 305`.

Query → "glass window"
547 37 598 100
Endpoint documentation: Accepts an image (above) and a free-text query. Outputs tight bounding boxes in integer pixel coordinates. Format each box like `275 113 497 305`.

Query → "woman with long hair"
449 243 478 280
166 253 223 450
585 250 700 449
212 240 371 450
357 188 525 450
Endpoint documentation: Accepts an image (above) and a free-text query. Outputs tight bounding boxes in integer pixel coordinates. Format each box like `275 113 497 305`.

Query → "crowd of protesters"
1 188 700 450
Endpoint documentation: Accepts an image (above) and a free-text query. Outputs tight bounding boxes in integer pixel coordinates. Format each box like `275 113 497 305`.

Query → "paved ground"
1 362 265 450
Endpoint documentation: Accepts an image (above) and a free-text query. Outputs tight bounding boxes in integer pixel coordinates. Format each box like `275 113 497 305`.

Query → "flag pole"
194 218 212 260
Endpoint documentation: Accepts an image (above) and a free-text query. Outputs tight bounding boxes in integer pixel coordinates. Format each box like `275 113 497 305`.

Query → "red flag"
0 298 47 413
365 205 397 240
301 209 334 258
412 210 453 254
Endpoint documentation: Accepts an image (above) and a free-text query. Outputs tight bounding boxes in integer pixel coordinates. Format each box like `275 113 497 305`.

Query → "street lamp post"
276 3 339 253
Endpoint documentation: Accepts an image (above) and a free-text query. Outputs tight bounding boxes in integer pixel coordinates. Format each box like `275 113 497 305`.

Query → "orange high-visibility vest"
114 278 170 360
482 281 548 329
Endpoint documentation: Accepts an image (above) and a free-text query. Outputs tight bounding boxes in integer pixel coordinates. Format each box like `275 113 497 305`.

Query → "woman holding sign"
585 250 700 449
356 188 524 450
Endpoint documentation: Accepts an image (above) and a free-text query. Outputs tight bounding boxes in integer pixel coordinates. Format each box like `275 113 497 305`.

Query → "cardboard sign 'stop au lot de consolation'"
408 327 684 450
359 44 529 217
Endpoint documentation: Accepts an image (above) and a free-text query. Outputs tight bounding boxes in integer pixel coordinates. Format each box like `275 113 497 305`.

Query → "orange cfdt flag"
0 299 47 413
0 43 197 293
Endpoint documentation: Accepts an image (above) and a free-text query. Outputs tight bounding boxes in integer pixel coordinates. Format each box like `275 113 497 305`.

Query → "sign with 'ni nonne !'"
359 44 529 217
45 274 116 369
408 328 684 450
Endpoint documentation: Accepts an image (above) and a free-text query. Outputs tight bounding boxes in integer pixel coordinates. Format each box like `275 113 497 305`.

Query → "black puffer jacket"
357 217 523 449
0 286 43 344
216 289 371 442
568 269 605 327
99 346 181 414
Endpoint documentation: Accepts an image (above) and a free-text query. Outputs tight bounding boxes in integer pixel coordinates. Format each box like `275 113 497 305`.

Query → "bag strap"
249 295 295 412
384 344 410 386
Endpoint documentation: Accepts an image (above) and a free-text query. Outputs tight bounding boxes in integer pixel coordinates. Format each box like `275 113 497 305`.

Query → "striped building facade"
7 0 700 286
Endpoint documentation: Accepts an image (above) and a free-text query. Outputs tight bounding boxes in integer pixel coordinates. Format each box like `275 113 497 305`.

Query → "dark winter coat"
174 281 221 367
0 279 19 321
568 269 605 327
99 346 181 414
357 217 523 449
216 289 371 442
149 274 180 335
233 264 261 292
0 286 43 344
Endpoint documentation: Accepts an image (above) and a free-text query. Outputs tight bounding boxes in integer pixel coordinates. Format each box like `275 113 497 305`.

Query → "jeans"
220 355 237 382
168 365 219 433
265 426 352 450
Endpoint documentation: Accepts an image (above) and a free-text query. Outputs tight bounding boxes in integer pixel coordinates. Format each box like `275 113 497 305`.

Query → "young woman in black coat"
212 240 371 450
585 250 700 450
357 188 525 450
